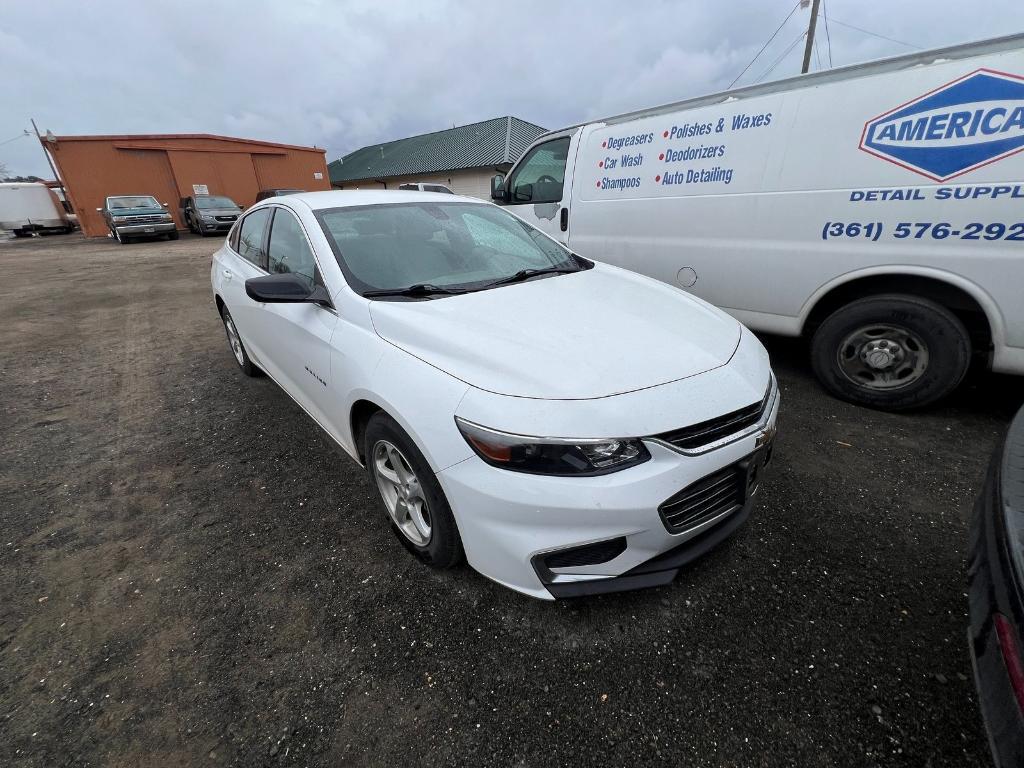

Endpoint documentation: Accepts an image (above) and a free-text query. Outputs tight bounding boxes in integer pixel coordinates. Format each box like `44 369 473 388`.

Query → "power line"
0 130 31 147
729 0 802 88
822 0 833 66
754 30 807 84
826 16 921 49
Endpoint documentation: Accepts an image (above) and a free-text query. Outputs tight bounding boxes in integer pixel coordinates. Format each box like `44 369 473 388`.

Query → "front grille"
659 464 747 533
655 380 771 452
544 537 627 569
215 215 237 222
124 214 165 224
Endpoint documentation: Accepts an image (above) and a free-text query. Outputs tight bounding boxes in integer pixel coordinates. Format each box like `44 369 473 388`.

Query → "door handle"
559 207 568 232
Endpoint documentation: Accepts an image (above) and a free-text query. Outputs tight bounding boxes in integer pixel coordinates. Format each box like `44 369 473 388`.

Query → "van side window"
237 208 271 269
507 137 570 204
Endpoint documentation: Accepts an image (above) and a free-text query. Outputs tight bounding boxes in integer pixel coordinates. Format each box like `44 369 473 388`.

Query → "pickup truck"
98 195 178 244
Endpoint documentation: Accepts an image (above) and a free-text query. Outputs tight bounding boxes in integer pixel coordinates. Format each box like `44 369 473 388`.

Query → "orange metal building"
44 133 331 237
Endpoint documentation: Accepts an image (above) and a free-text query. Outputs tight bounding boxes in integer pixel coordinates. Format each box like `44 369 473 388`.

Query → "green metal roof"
329 116 546 183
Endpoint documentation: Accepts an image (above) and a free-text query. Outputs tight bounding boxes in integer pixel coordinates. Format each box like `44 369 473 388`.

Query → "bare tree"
0 160 8 180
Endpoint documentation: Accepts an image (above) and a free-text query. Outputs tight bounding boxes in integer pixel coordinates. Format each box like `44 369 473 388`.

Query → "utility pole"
800 0 821 74
30 118 67 199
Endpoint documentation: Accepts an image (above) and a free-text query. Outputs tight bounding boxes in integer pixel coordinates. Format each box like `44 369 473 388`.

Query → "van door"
500 129 580 243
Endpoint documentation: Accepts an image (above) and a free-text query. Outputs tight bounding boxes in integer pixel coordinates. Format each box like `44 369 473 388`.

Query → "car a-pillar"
804 275 991 411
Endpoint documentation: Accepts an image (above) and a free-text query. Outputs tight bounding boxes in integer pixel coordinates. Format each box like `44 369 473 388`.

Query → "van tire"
810 294 970 411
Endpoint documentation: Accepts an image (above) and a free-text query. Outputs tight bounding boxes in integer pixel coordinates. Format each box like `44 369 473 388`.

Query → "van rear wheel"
810 294 970 411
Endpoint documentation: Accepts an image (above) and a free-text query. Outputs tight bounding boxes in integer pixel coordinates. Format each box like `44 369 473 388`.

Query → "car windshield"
273 189 303 196
108 196 160 210
316 202 582 297
196 195 238 209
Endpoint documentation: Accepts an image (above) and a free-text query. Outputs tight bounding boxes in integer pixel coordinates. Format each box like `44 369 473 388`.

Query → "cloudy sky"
2 0 1022 177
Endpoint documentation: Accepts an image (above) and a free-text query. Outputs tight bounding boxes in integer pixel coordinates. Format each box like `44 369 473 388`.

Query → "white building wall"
336 168 500 200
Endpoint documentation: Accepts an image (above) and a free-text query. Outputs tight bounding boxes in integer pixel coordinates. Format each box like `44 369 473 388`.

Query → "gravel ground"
1 232 1020 767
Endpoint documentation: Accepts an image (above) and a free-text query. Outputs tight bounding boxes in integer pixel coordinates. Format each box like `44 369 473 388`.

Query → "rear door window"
237 208 271 269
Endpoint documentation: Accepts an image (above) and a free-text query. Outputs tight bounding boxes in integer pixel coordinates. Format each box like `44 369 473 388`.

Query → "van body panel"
497 35 1024 376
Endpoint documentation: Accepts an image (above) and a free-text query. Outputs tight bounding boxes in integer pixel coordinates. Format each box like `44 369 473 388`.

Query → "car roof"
284 189 486 211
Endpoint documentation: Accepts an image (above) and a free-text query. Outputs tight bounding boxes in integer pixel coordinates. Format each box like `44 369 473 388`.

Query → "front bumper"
198 218 236 232
968 407 1024 767
114 221 176 235
438 382 779 599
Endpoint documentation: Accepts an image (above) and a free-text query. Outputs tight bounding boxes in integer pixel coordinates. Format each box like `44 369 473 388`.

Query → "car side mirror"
490 174 507 202
512 182 533 202
245 273 332 307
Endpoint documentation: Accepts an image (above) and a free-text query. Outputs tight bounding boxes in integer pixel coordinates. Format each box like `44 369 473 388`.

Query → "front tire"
810 294 970 411
364 412 463 568
167 230 180 241
219 305 259 377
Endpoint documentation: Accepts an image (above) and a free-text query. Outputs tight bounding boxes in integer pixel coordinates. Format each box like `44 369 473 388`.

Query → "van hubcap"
837 324 929 391
373 440 431 547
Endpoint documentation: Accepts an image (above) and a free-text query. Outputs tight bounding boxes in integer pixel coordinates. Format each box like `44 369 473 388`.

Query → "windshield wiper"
483 266 579 288
363 283 468 298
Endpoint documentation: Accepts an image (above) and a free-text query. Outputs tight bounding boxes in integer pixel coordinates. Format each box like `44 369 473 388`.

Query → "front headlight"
112 216 127 223
162 213 174 221
455 417 650 476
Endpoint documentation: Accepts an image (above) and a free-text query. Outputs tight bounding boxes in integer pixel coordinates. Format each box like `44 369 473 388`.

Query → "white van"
0 182 74 237
491 34 1024 410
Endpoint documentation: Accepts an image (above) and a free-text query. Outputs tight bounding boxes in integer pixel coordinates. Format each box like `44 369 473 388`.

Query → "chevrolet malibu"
210 191 779 599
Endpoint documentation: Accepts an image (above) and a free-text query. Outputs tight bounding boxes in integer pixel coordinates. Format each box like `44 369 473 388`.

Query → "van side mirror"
512 182 533 202
490 174 507 202
245 273 332 307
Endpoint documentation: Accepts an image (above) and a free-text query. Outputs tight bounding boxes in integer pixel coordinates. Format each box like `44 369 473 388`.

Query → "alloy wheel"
223 314 245 366
372 440 432 546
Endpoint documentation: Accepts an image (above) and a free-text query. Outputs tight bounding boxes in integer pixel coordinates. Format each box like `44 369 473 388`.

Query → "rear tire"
363 412 463 569
219 305 259 377
810 294 970 411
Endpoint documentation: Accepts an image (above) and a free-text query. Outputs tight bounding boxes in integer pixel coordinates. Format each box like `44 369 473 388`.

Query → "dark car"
98 195 178 244
254 188 304 202
969 404 1024 767
181 194 243 236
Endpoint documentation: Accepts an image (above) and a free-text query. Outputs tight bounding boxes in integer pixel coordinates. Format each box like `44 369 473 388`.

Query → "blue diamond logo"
860 69 1024 181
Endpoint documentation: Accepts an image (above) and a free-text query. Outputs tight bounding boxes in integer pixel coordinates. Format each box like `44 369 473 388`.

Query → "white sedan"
211 191 779 599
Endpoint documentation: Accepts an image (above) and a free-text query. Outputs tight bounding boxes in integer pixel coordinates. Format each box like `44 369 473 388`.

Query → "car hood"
368 264 742 400
198 208 241 216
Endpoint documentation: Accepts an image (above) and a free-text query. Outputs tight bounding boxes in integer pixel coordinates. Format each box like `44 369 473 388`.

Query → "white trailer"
491 34 1024 410
0 182 74 237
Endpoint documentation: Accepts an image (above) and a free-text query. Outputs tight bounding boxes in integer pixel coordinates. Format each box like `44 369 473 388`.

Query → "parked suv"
98 195 177 244
181 194 243 236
